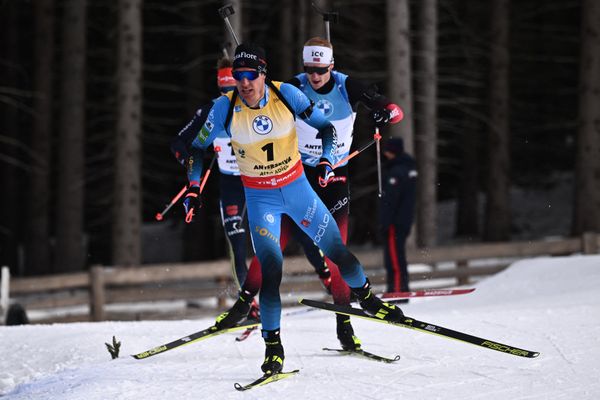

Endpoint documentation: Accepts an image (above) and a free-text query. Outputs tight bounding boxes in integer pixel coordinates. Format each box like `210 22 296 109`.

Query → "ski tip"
299 298 315 306
131 352 152 360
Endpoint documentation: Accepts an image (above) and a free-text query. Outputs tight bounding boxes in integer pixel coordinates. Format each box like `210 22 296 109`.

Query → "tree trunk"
185 4 205 116
455 1 483 238
308 0 329 39
55 0 87 273
456 119 481 237
573 0 600 234
112 0 142 266
414 0 437 247
484 0 511 242
28 0 55 275
386 0 414 154
297 0 307 72
0 1 21 272
279 0 294 79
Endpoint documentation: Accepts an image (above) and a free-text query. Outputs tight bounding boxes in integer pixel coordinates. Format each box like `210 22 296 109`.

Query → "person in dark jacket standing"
380 137 417 294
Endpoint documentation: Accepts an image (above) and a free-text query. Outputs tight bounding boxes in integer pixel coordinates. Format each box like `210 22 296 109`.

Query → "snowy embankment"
2 255 600 399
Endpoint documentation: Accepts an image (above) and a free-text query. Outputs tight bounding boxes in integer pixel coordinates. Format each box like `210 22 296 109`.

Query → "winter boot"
214 289 253 330
351 279 404 321
261 329 284 375
336 314 361 351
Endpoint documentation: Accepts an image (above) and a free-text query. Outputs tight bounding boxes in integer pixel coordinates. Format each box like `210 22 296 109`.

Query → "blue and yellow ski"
132 319 260 360
234 369 300 391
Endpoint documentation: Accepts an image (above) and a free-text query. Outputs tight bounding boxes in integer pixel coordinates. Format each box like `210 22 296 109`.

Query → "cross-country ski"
322 347 401 363
300 298 540 358
132 319 259 359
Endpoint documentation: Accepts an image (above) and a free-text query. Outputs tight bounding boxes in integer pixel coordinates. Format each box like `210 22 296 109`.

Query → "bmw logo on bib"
253 115 273 135
316 99 334 117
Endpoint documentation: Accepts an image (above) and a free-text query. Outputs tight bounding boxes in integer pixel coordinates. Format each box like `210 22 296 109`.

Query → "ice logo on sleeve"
252 115 273 135
316 99 334 118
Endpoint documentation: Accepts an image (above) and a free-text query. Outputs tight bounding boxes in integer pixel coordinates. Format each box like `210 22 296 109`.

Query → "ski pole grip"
218 4 235 18
218 4 240 45
323 11 338 22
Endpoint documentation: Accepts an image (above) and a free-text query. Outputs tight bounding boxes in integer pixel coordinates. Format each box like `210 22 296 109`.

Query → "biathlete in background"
286 36 404 345
184 42 403 376
170 58 258 320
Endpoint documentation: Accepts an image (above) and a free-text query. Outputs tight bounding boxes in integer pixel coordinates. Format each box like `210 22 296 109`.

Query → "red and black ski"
381 288 475 300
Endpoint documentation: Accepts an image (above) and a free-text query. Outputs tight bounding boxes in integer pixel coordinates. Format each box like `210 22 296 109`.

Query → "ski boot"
352 279 404 322
261 329 284 375
214 289 253 330
336 313 361 351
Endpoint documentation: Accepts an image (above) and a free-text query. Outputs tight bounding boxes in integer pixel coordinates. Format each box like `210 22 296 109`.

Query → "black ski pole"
218 4 240 46
311 2 338 42
375 127 383 197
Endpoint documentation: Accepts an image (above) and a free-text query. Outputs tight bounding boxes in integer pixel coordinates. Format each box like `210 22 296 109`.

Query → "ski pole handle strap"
317 159 335 187
183 185 201 223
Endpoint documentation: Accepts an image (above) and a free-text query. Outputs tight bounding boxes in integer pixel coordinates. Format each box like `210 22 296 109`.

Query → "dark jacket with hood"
379 138 417 236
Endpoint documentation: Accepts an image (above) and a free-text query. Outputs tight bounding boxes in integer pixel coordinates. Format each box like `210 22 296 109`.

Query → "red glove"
372 103 404 127
385 103 404 124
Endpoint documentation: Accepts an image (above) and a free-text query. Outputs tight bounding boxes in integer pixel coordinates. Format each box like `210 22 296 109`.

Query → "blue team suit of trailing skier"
183 43 402 375
170 62 250 288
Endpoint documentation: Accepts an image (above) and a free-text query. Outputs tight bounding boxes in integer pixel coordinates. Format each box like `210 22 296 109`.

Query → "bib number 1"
261 142 274 161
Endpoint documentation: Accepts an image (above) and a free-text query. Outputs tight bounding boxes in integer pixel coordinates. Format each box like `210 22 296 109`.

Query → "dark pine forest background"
0 0 595 277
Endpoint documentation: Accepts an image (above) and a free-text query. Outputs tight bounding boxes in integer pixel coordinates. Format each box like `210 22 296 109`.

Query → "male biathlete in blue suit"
182 43 403 375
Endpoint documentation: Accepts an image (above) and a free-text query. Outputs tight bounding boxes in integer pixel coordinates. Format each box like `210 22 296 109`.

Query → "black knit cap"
233 43 267 74
384 137 404 154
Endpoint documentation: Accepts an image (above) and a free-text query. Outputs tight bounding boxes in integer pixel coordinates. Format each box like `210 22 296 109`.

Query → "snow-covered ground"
2 255 600 399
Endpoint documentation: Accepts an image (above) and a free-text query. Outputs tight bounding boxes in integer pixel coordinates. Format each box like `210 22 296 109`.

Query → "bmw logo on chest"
252 115 273 135
316 99 334 117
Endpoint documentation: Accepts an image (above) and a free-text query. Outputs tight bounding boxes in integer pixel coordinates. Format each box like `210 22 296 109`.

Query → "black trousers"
219 173 248 287
383 225 409 293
